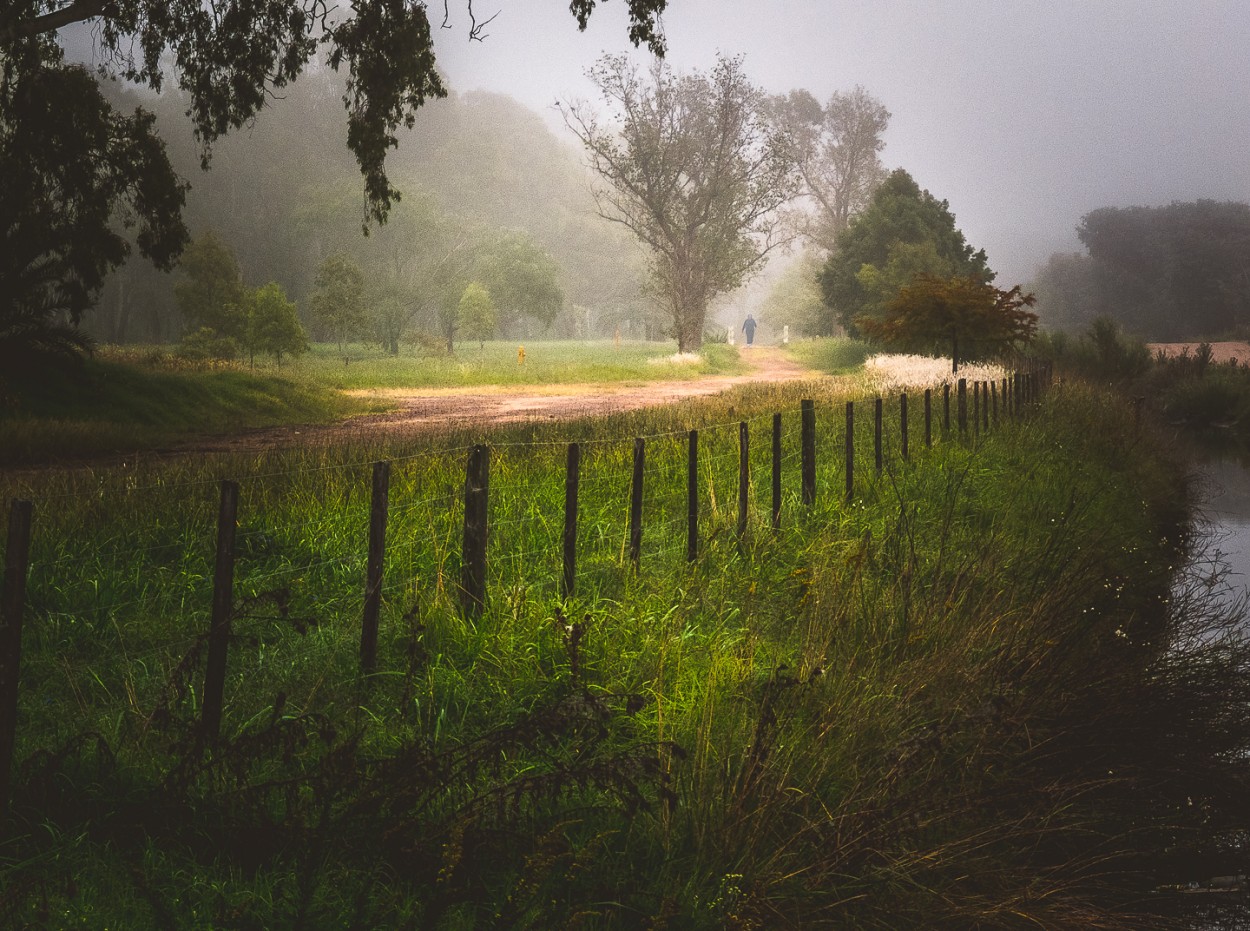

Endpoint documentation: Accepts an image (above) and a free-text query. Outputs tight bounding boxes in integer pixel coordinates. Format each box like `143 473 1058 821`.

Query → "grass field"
2 374 1245 927
0 341 744 467
273 340 746 389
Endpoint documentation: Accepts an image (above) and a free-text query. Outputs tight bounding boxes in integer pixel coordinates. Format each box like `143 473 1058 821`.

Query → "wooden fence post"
900 393 909 462
771 414 782 532
874 397 883 474
943 383 951 433
360 461 390 674
924 388 932 448
461 445 490 617
562 443 580 598
991 380 999 424
629 437 645 570
738 421 750 538
0 500 32 825
687 430 698 561
973 381 980 438
845 401 855 502
801 399 816 507
957 378 968 434
203 480 239 739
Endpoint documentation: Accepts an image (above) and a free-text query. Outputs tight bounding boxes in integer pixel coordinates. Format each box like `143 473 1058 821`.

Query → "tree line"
1031 200 1250 341
3 1 1043 375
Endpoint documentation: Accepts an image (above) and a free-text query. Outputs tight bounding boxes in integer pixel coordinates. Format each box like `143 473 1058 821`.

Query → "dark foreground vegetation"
1 378 1248 928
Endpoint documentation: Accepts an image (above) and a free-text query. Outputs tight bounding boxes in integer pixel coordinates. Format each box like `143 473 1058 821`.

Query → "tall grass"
1 379 1247 927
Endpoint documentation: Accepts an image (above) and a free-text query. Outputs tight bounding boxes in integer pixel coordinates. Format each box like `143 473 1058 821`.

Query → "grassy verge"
0 357 374 467
1 380 1247 927
0 342 745 467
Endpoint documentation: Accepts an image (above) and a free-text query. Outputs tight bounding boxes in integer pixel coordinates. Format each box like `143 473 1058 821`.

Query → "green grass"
784 336 874 374
208 339 746 390
0 341 746 466
0 356 374 467
0 379 1246 927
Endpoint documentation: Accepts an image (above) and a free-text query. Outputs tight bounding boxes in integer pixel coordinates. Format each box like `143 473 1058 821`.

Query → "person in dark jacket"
741 313 758 346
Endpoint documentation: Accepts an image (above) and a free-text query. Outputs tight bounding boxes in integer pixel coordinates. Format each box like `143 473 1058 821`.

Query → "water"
1196 458 1250 606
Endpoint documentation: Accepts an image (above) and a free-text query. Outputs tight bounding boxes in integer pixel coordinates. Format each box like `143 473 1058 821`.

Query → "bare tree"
560 54 798 351
770 86 891 253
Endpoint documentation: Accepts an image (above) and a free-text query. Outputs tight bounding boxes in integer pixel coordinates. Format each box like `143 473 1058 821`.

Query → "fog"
58 1 1250 342
431 0 1250 285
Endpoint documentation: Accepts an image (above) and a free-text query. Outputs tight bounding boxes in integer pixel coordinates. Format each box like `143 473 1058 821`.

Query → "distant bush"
177 326 240 363
1035 316 1151 381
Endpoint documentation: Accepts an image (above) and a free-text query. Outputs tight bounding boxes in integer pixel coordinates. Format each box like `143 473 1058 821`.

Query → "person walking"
741 313 758 347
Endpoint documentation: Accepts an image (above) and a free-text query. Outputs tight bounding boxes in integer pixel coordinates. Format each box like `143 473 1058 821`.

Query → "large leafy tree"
820 169 991 336
1 1 669 365
561 54 798 351
857 274 1037 373
0 56 186 376
768 86 891 253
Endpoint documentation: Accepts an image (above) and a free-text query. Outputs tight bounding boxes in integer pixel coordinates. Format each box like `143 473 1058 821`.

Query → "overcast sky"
431 0 1250 284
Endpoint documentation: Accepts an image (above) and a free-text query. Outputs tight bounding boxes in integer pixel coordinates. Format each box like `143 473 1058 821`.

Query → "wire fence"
0 365 1052 808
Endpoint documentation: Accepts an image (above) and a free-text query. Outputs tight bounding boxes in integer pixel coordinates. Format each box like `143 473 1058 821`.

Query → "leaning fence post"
562 443 580 599
461 445 490 617
845 401 855 502
0 500 32 825
801 399 816 507
687 430 698 561
957 378 968 434
874 398 883 474
900 393 909 462
360 461 390 674
924 388 932 448
738 421 750 538
629 437 645 570
943 383 951 433
203 480 239 740
770 414 783 531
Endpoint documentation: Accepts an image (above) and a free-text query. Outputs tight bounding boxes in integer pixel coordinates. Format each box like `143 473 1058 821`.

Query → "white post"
727 325 735 346
783 324 790 345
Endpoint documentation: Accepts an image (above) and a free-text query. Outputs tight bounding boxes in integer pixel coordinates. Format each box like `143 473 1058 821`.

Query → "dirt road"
174 346 823 456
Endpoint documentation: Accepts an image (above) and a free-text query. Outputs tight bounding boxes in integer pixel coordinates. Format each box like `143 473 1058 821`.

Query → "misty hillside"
89 70 650 344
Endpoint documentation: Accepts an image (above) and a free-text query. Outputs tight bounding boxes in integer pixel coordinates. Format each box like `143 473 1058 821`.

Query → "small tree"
310 255 368 351
174 231 247 347
457 282 497 349
240 282 308 365
857 275 1037 373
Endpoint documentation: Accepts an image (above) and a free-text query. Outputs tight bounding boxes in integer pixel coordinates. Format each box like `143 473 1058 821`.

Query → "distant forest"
1031 199 1250 341
86 67 658 346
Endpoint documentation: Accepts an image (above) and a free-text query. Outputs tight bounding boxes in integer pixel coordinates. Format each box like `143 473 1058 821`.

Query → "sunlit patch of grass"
270 340 745 390
861 352 1008 392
